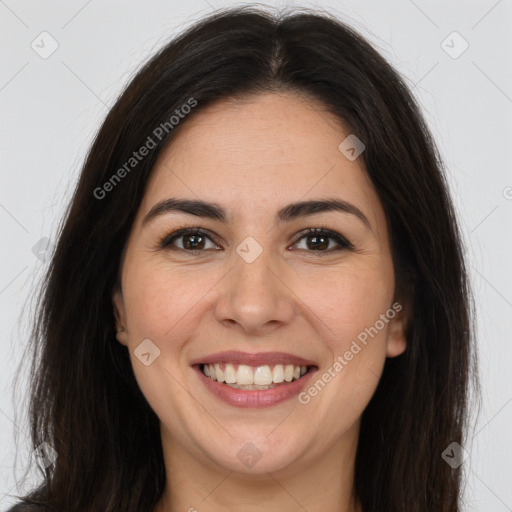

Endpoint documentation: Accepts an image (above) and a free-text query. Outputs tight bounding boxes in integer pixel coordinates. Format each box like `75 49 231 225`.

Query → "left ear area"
112 288 129 346
386 309 407 358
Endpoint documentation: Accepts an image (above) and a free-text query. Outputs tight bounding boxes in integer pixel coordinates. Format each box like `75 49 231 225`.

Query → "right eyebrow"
142 198 227 227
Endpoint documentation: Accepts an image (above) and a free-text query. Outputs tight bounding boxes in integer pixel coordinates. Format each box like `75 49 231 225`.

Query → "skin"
112 91 407 512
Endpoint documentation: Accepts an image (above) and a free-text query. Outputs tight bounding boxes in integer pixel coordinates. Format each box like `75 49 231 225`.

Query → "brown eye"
158 227 352 255
292 228 353 252
160 229 218 252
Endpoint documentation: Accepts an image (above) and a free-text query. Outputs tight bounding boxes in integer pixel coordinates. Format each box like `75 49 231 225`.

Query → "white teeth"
202 363 309 386
284 365 294 382
272 365 285 383
224 363 237 383
236 364 254 385
253 365 273 385
215 365 225 383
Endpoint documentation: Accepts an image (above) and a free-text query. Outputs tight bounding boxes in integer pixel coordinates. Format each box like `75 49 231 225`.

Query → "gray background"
1 0 511 510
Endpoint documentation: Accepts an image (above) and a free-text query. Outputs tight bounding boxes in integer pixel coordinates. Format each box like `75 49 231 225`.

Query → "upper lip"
190 351 318 368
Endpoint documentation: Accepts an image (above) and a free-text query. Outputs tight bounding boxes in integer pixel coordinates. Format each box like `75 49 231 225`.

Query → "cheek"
303 259 394 346
295 261 394 425
120 262 204 419
123 261 214 341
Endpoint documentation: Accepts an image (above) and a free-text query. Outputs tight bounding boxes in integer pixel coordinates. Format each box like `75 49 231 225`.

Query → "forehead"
138 92 383 230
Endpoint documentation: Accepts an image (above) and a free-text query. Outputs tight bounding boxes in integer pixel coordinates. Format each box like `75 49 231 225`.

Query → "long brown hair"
9 5 479 511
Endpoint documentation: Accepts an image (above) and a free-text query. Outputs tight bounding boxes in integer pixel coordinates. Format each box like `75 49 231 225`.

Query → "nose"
213 244 297 336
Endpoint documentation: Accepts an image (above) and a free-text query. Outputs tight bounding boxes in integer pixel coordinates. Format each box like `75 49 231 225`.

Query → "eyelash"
157 223 354 255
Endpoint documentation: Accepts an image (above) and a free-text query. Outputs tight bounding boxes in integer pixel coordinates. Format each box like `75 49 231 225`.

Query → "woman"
8 5 479 511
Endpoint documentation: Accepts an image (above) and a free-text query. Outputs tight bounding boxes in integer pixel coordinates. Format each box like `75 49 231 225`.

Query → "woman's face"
113 92 406 477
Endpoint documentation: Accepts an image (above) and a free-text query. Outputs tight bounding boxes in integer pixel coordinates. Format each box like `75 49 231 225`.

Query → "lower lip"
193 365 317 408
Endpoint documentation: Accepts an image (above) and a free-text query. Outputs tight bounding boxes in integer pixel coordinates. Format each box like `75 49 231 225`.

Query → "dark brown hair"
8 5 479 511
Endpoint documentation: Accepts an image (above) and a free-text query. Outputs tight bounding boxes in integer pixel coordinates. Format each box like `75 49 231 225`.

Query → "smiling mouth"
200 363 314 390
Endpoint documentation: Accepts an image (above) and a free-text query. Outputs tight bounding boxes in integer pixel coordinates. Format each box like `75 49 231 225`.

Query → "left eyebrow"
277 198 371 230
142 197 371 230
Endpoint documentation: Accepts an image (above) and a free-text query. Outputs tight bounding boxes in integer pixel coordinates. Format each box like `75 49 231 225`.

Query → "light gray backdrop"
1 0 511 510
